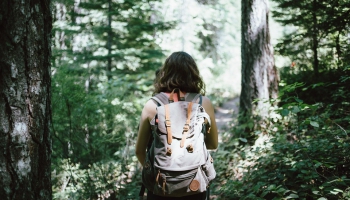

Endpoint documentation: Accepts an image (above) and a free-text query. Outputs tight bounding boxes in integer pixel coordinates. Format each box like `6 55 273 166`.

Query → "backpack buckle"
165 120 171 127
186 144 194 153
166 147 172 156
183 124 189 132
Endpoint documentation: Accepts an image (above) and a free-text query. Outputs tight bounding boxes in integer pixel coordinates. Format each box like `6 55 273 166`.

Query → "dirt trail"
214 97 240 132
207 97 239 199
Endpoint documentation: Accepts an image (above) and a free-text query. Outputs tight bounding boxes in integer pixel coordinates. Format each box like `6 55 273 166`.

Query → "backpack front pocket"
153 166 209 197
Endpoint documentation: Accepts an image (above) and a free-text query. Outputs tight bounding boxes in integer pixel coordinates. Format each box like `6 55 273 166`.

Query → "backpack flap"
154 101 206 171
157 102 201 140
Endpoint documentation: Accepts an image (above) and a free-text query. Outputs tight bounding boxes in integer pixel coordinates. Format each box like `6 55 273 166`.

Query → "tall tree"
0 0 52 199
272 0 350 72
240 0 279 122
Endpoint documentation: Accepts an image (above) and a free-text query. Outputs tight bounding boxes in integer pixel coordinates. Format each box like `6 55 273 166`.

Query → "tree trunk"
240 0 279 120
335 32 341 59
0 0 52 199
107 0 112 81
312 0 319 76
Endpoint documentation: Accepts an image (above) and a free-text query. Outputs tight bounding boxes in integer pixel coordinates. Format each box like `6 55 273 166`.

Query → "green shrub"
216 69 350 199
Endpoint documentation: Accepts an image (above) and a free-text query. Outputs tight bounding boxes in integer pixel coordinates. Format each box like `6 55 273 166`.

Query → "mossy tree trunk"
0 0 52 199
240 0 279 121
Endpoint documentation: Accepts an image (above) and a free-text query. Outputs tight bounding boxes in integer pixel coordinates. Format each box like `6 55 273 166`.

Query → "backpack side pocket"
142 153 155 192
201 153 216 182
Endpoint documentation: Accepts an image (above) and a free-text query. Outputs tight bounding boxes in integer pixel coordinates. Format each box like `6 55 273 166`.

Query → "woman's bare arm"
201 96 218 149
135 100 157 166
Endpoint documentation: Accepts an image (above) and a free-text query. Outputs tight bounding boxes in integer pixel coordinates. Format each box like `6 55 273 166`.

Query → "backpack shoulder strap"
151 93 169 106
185 93 202 105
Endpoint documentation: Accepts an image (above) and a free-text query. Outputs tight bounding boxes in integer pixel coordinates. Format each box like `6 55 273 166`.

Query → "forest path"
208 97 240 199
214 96 240 136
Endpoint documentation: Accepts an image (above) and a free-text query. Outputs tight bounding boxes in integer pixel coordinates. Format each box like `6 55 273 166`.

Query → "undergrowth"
213 66 350 200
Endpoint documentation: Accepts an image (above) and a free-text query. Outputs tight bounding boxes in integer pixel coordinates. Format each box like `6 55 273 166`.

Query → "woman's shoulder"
141 99 157 120
144 98 158 109
200 95 215 110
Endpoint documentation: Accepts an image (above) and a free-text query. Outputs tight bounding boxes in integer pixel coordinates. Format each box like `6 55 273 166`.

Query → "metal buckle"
183 124 189 132
186 144 194 153
165 120 171 127
166 147 172 156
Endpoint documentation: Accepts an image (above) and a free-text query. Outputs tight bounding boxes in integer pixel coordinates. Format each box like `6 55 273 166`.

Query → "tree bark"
312 0 319 76
0 0 52 199
240 0 279 120
107 0 112 81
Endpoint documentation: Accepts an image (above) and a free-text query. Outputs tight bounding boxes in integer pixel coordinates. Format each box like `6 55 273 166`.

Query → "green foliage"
271 0 350 73
51 62 149 199
212 1 350 199
215 70 350 199
52 157 141 199
51 0 170 198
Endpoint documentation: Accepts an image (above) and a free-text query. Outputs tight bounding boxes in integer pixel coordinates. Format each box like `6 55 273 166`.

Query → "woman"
135 52 218 200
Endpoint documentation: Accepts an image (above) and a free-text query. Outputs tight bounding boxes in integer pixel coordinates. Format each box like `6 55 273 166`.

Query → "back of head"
154 52 205 95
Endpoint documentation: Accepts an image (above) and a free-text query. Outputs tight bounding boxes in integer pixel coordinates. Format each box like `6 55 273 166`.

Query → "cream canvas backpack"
142 89 216 197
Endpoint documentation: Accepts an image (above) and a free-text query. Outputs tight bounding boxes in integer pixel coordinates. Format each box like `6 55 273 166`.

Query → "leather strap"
180 102 193 148
164 104 172 145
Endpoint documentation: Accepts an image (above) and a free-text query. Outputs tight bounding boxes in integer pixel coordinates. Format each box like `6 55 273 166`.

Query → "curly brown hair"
154 52 206 95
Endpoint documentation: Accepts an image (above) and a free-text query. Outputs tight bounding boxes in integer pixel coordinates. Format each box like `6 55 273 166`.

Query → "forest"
0 0 349 199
